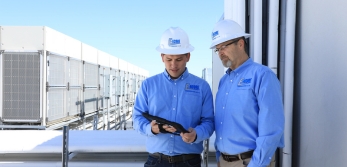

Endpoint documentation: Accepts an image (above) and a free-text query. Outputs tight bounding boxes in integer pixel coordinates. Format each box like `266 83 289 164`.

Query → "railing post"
202 139 209 167
93 114 98 130
62 126 69 167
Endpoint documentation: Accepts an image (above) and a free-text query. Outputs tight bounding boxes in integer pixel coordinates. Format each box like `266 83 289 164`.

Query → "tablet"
142 112 189 133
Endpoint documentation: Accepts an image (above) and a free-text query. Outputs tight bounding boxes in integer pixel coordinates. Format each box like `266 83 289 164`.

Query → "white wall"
0 26 44 51
294 1 347 166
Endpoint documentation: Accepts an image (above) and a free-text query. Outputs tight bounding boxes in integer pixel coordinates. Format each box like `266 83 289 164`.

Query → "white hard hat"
156 27 194 55
210 19 251 49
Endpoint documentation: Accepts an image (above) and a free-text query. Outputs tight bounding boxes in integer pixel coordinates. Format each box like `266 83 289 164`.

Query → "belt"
221 150 254 162
150 153 200 163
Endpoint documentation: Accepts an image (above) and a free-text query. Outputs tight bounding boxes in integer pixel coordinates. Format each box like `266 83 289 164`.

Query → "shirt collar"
226 58 253 74
163 67 189 81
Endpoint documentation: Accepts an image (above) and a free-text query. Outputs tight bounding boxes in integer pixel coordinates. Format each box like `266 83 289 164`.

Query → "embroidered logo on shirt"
168 38 181 47
185 83 200 93
238 78 252 87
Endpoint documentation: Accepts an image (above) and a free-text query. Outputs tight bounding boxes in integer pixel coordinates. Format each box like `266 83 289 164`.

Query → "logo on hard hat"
212 31 219 40
168 38 181 47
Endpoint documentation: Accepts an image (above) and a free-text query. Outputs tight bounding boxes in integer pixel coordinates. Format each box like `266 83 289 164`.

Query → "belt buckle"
168 156 174 163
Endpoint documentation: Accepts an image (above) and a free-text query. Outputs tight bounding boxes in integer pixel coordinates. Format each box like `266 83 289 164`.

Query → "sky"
0 0 223 77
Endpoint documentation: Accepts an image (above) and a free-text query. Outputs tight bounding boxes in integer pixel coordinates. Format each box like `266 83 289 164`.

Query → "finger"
182 135 190 142
184 137 192 143
162 124 171 129
150 120 157 126
183 137 188 143
150 120 160 134
181 132 189 138
165 126 177 132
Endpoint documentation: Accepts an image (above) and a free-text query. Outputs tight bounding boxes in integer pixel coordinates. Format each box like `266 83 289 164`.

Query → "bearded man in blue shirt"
210 19 285 167
133 27 215 167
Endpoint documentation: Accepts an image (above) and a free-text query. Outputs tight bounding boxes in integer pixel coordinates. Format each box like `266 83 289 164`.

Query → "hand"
150 120 177 134
150 120 159 134
217 162 221 167
180 127 196 143
164 125 177 133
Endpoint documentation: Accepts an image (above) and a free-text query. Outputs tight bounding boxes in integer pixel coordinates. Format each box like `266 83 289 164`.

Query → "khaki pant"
219 154 276 167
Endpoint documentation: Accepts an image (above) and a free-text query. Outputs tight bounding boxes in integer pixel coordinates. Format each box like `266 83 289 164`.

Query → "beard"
222 60 232 68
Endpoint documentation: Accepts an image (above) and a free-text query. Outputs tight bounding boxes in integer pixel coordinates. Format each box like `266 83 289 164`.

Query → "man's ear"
161 54 165 62
238 39 244 48
186 53 191 62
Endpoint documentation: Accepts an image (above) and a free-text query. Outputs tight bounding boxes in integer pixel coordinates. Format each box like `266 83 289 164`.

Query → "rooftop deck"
0 130 217 167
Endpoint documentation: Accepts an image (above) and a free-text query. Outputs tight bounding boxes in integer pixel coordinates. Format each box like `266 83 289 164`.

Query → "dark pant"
144 154 201 167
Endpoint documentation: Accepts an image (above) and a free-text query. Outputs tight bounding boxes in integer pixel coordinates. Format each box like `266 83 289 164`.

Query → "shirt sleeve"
248 71 285 167
132 80 156 137
192 83 215 143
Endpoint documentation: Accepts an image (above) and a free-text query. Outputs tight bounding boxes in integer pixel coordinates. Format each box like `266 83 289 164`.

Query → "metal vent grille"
84 89 97 114
99 67 104 97
84 63 98 86
67 89 80 116
110 69 117 106
47 89 65 121
47 54 67 122
70 59 81 86
84 63 98 114
2 52 40 122
67 59 81 116
48 55 66 86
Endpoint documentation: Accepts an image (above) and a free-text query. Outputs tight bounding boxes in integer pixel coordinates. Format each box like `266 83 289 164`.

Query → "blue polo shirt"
133 68 214 156
214 58 284 167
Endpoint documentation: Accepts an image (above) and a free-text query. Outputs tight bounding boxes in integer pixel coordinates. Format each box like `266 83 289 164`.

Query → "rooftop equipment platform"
0 130 217 167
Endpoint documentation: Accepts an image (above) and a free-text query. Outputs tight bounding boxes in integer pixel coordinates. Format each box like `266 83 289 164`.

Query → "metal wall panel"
99 69 103 110
47 54 66 86
81 44 98 64
69 59 82 86
84 63 98 86
118 59 128 71
101 67 110 108
110 69 117 106
67 89 80 116
45 27 66 55
294 1 347 166
47 89 65 121
47 54 67 122
0 26 44 51
45 27 82 60
98 51 110 68
1 52 40 122
84 89 97 114
84 63 98 114
133 66 139 75
110 56 119 69
67 59 82 116
65 36 82 60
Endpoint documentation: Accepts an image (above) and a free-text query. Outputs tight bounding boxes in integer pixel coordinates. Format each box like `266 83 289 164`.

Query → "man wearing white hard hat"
133 27 214 167
211 19 284 167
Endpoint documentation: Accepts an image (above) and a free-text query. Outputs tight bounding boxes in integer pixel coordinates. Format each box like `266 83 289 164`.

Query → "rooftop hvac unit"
1 52 41 123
